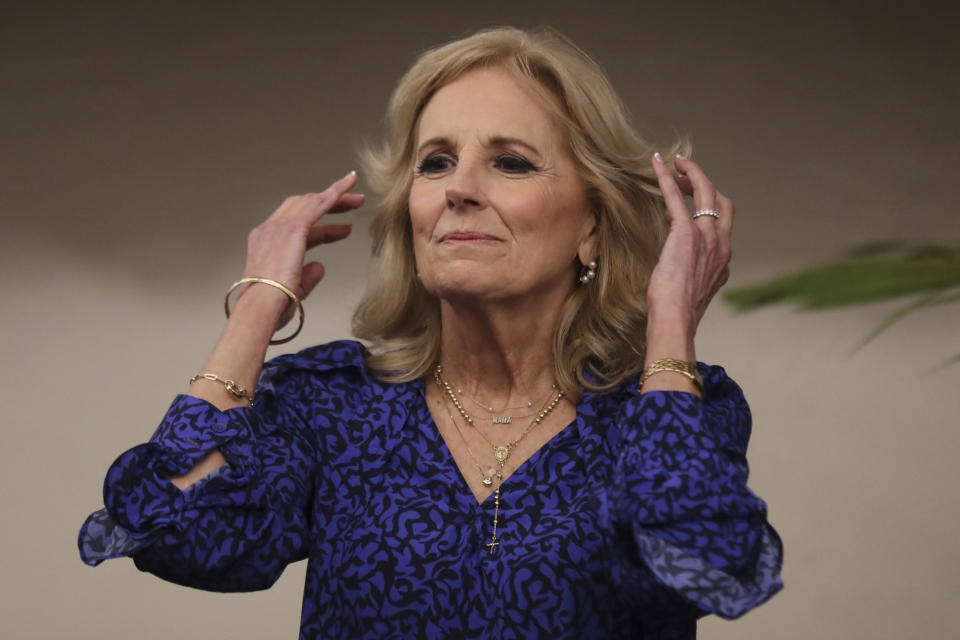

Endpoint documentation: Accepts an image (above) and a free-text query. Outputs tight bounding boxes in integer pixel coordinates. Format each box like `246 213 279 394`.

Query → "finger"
326 192 366 214
651 152 690 225
278 170 360 223
674 155 716 210
675 175 693 194
715 191 735 236
318 170 359 208
306 223 352 249
674 155 718 218
714 191 734 264
675 157 721 256
300 261 326 297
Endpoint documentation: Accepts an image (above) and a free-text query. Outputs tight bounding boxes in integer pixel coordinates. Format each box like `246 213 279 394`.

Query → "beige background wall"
2 1 957 638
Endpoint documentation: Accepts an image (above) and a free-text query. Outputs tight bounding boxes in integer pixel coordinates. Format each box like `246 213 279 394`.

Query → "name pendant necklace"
454 381 558 425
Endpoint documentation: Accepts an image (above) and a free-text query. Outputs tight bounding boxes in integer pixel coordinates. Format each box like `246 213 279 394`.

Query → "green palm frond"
724 244 960 311
853 290 960 353
723 243 960 366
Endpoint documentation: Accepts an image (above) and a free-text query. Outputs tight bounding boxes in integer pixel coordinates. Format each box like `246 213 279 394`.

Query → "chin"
423 270 510 303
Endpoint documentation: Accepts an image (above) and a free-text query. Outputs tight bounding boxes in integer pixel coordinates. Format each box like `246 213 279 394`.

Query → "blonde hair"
352 26 687 394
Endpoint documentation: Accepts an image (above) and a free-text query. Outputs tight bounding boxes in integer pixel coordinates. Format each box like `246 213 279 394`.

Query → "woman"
79 27 782 638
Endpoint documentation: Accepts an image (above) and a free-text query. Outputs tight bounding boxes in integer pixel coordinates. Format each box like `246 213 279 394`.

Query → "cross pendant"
485 537 499 554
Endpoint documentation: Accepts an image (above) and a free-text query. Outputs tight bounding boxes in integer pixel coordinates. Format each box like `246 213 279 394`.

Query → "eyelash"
415 153 538 175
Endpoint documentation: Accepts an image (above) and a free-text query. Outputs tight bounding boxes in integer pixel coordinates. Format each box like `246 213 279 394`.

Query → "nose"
445 162 485 211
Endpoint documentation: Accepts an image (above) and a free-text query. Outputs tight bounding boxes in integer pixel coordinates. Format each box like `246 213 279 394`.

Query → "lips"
439 231 499 243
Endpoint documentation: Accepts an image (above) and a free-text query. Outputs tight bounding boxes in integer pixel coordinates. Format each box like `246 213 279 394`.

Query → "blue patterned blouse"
79 340 782 638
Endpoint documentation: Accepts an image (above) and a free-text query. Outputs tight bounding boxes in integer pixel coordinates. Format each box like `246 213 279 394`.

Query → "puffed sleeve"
596 364 783 620
77 359 318 592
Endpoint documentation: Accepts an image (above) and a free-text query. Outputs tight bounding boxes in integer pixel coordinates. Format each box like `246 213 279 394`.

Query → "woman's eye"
416 155 453 174
495 154 536 174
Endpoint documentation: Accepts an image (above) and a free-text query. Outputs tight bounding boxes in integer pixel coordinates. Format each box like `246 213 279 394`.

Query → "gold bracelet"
189 372 254 405
640 358 703 393
224 277 304 345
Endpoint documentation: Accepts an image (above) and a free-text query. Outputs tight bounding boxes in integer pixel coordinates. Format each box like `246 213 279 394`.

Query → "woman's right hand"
239 170 364 322
183 171 363 424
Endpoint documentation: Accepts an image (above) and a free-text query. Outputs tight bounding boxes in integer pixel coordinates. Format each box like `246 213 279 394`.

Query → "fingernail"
675 154 686 160
344 170 356 179
653 152 662 162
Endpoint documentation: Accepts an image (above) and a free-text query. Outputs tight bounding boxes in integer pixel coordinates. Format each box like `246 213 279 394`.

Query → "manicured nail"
653 152 662 162
675 154 686 160
345 170 356 179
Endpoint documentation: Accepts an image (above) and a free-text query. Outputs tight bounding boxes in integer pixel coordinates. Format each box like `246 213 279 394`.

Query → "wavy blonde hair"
352 26 687 394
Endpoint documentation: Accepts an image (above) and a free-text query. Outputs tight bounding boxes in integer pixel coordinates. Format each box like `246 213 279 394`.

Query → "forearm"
170 284 288 490
188 284 289 408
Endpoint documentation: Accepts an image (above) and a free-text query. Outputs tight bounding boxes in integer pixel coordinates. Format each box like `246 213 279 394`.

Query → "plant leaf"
852 289 960 353
724 242 960 370
724 245 960 311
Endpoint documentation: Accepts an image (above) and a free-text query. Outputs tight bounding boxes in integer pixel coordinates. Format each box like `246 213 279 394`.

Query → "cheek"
512 183 580 238
516 190 590 267
408 185 436 236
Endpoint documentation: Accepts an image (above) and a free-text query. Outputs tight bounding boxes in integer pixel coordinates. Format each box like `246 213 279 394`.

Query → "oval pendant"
494 446 509 463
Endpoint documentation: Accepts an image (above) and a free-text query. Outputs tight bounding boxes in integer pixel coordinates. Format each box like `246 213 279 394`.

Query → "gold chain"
445 374 558 422
434 364 565 554
444 409 499 487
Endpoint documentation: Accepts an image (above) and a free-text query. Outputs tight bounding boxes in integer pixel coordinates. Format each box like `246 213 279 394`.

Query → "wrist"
645 318 695 364
232 281 291 318
226 277 305 345
639 358 703 395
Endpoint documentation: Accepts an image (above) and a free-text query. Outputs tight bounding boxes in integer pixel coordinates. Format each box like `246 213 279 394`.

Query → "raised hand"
647 153 734 344
240 170 364 323
185 171 365 415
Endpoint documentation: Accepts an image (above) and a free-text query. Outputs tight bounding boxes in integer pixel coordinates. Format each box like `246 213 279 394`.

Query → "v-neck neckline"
414 376 585 509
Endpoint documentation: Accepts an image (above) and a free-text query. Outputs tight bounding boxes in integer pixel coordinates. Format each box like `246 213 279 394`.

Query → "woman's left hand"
646 153 734 346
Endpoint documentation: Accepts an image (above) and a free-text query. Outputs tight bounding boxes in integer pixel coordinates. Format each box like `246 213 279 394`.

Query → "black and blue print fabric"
79 340 782 638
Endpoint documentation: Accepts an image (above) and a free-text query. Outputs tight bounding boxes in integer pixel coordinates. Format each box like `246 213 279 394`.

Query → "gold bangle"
640 358 703 393
224 277 304 345
189 372 254 405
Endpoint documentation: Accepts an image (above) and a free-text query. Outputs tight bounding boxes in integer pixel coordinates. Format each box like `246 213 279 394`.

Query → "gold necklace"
444 408 506 553
435 364 562 431
463 405 542 424
449 379 557 424
444 408 498 487
434 364 565 554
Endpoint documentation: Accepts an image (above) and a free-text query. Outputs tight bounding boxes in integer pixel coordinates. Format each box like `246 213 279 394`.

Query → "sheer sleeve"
77 360 319 592
595 364 783 620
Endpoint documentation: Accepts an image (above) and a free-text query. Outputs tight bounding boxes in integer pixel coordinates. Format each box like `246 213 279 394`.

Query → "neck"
437 289 568 406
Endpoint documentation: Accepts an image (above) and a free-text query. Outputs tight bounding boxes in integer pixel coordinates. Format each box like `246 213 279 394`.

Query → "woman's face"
409 66 596 306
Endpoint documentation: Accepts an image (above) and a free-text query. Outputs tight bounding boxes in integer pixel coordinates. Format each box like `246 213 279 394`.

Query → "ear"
577 212 599 265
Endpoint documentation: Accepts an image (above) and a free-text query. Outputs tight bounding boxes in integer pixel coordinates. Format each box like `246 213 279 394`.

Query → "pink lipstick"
439 231 498 244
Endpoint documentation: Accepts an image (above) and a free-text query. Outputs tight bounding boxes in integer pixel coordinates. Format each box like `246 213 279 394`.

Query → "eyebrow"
415 135 543 158
415 137 452 157
487 136 542 157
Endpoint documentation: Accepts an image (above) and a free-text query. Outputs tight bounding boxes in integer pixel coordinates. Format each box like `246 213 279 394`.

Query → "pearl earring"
579 260 597 284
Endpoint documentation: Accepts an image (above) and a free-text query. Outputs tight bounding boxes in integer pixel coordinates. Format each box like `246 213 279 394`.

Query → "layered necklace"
454 382 557 425
434 363 565 554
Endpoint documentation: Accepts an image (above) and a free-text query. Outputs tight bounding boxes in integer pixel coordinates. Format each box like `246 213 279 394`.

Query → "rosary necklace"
443 408 505 554
434 363 565 554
